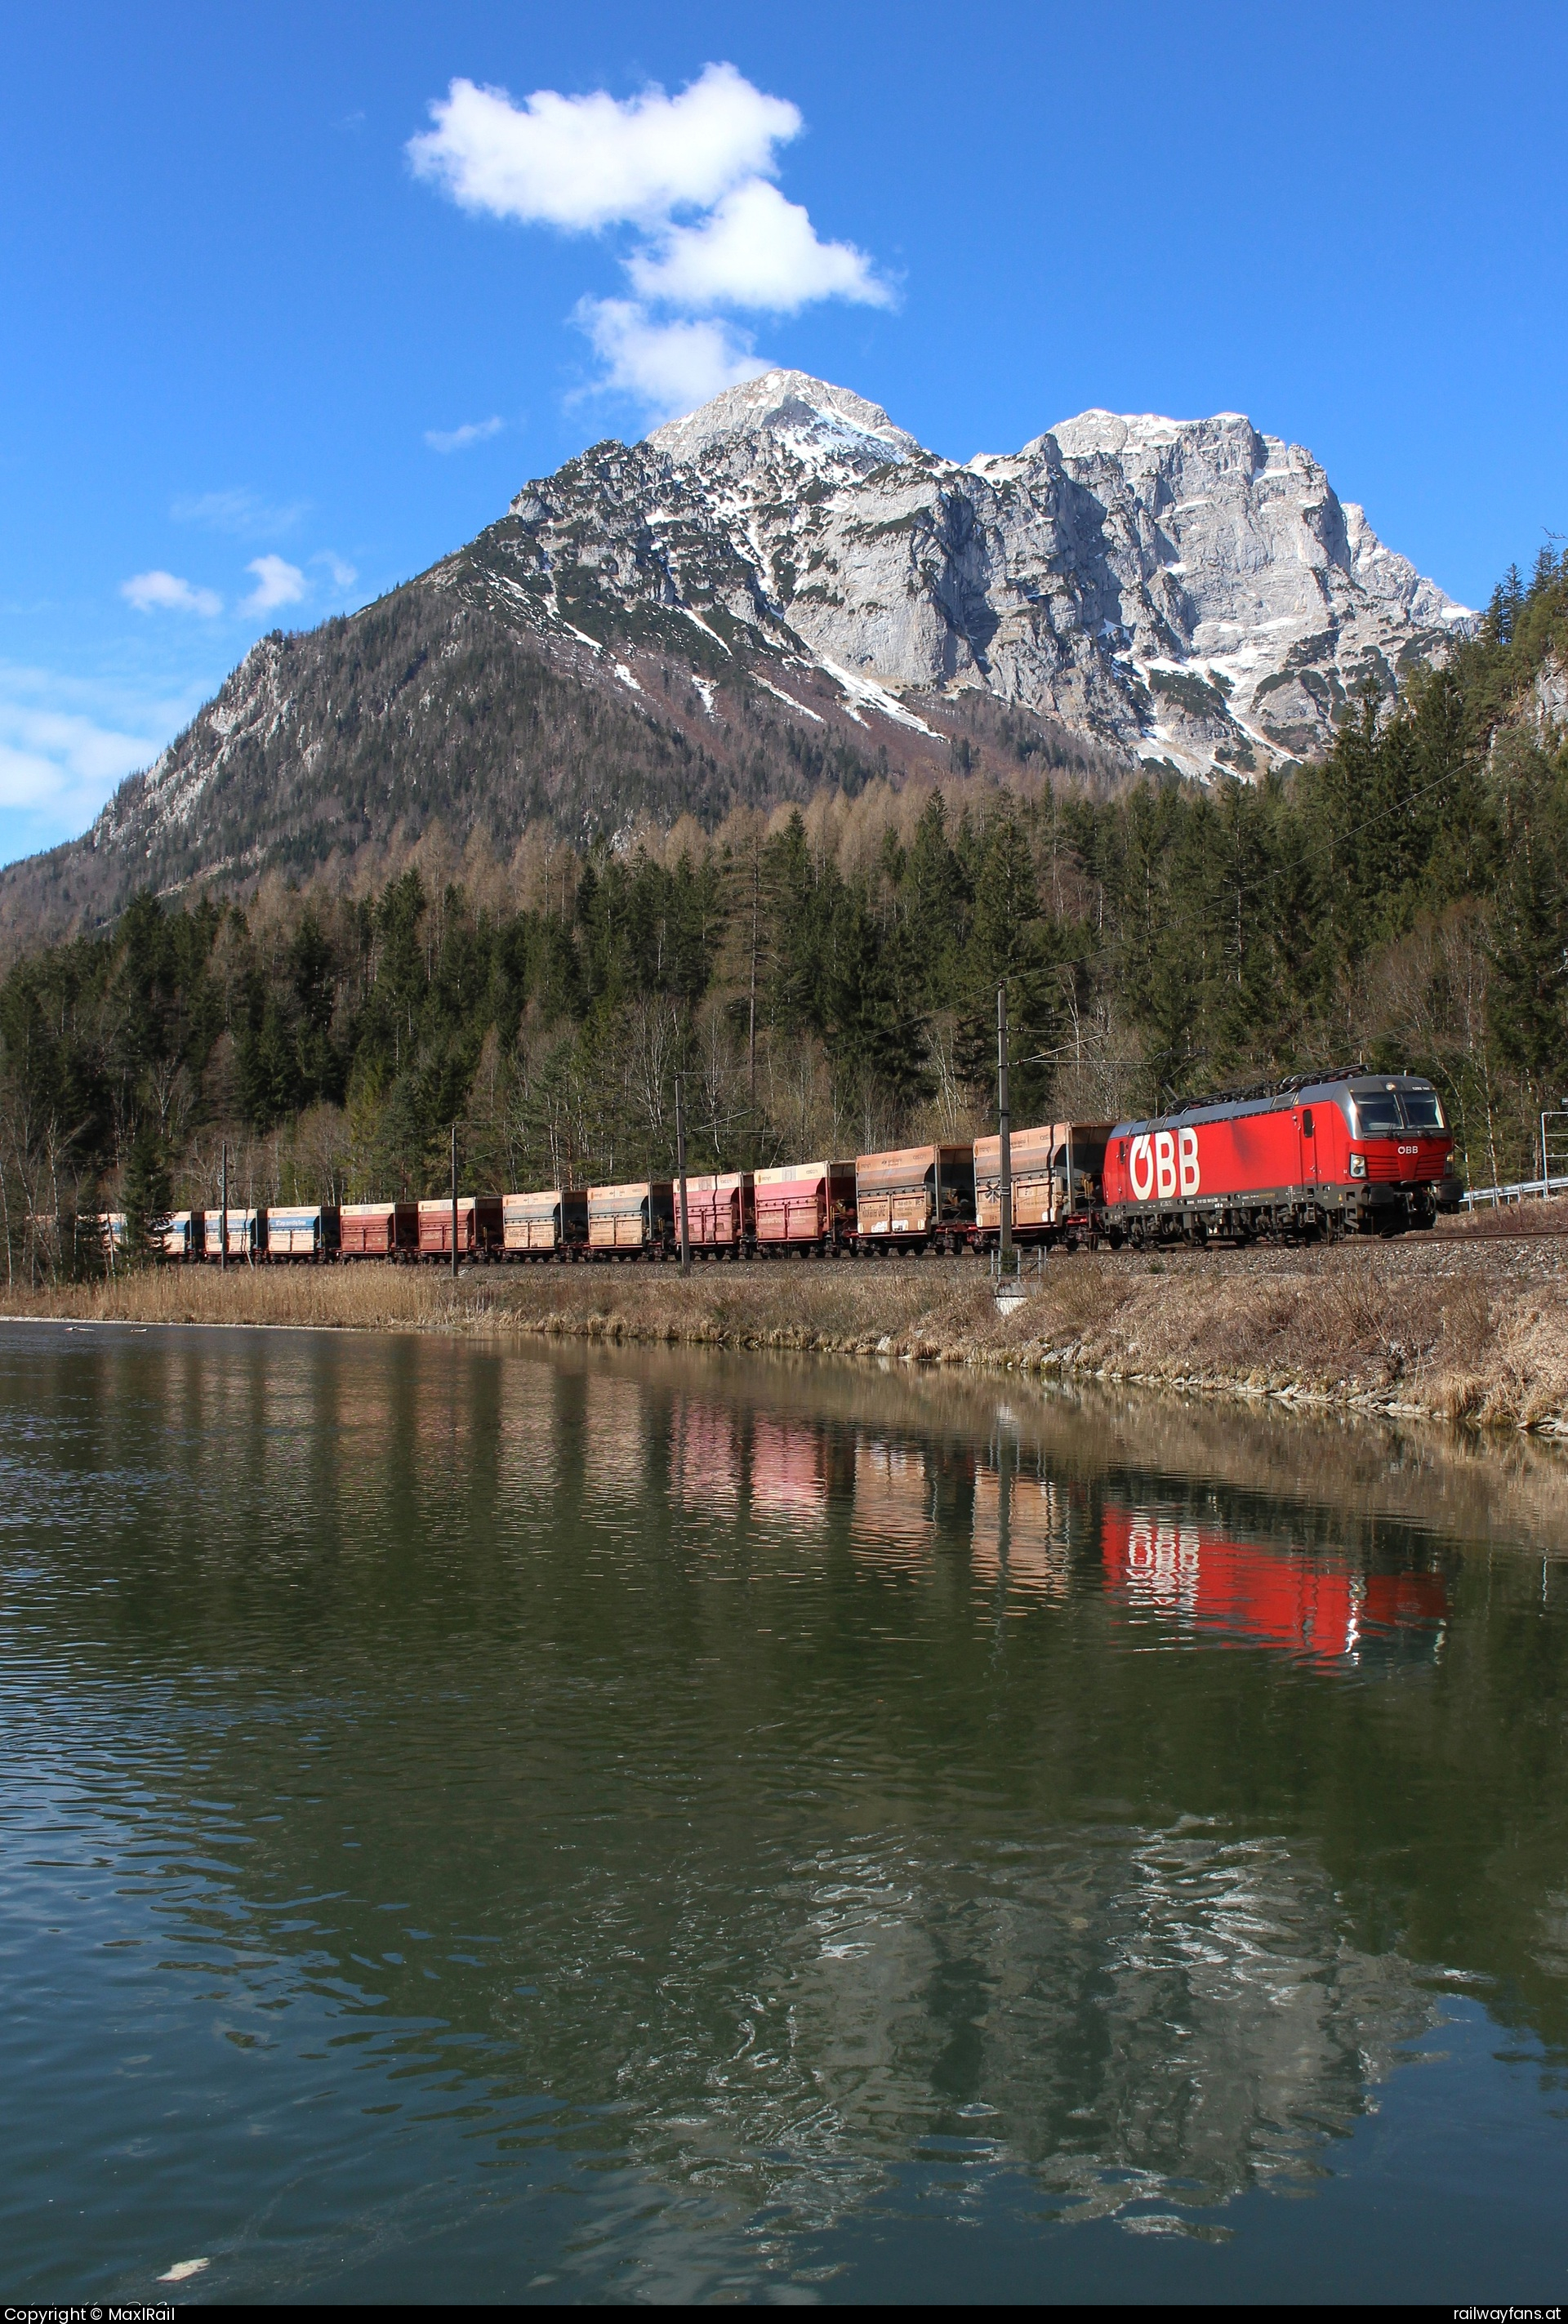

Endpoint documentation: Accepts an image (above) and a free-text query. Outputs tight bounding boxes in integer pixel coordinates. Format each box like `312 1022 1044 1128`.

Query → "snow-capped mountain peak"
647 368 920 473
33 372 1474 940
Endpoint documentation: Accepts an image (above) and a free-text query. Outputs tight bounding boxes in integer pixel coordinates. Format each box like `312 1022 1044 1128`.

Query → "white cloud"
0 714 147 810
0 665 209 848
314 551 359 589
628 177 890 313
122 570 223 617
408 62 798 230
425 416 505 453
410 62 893 427
243 555 306 615
576 300 767 421
172 487 308 536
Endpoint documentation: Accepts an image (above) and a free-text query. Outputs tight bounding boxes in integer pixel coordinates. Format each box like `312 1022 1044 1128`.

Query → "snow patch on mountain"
751 671 824 723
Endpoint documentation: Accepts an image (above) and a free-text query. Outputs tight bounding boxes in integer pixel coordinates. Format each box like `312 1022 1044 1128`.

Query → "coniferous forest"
3 552 1567 1275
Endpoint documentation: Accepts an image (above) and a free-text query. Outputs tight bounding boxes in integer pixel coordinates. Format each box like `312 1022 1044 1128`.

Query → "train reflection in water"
1103 1504 1448 1668
636 1381 1455 1665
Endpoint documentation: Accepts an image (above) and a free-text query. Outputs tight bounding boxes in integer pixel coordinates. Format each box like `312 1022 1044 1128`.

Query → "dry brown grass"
971 1243 1568 1432
7 1235 1566 1433
1437 1195 1568 1240
1 1264 465 1333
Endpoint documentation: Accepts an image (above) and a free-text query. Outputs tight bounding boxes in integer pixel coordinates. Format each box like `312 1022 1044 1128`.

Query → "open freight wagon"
503 1188 588 1258
679 1171 753 1256
204 1208 265 1260
587 1182 676 1256
160 1210 205 1259
973 1122 1112 1249
266 1204 340 1260
753 1160 855 1254
417 1195 504 1260
340 1202 420 1258
853 1145 975 1253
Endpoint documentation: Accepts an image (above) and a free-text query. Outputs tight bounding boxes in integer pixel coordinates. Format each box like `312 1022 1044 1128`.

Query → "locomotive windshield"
1398 1089 1446 1132
1352 1092 1405 1135
1351 1087 1446 1136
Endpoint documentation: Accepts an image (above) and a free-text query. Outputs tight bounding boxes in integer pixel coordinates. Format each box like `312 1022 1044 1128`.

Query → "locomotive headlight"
1349 1153 1367 1178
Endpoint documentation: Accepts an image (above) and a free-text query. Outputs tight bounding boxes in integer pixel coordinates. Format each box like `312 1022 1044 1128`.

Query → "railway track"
1434 1222 1568 1245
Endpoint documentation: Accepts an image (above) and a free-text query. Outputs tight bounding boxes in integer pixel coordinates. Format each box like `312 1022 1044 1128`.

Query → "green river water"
2 1320 1567 2304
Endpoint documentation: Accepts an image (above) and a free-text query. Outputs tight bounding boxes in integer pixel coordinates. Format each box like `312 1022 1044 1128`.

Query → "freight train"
118 1066 1461 1266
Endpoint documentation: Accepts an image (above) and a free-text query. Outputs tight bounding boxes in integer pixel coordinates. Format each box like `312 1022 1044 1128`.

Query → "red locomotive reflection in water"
1102 1506 1446 1666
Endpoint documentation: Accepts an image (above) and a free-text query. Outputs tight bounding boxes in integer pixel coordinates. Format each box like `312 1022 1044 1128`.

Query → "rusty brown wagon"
853 1145 975 1254
973 1122 1112 1249
417 1195 505 1260
503 1188 588 1258
340 1201 420 1258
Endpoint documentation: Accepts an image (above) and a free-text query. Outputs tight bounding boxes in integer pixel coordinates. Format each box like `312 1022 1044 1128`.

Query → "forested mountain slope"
0 372 1464 948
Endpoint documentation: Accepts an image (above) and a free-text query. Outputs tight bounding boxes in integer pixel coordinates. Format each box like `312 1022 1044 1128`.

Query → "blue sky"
2 0 1566 868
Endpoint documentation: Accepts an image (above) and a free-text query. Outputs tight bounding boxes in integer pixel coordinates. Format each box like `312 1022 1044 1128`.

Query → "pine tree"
120 1124 172 1264
1488 755 1568 1103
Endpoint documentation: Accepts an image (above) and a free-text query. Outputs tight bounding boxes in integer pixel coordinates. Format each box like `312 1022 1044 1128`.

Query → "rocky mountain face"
644 376 1469 774
2 371 1468 941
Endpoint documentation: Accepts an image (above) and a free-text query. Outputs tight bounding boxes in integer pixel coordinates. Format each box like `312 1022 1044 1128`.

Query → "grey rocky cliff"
636 376 1472 777
1530 652 1568 738
479 367 1468 781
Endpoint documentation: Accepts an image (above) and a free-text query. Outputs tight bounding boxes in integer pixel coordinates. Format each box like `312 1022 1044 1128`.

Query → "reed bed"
6 1236 1566 1434
0 1263 465 1333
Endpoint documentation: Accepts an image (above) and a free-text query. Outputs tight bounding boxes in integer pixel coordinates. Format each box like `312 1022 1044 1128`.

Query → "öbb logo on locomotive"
122 1067 1462 1266
1126 1128 1201 1204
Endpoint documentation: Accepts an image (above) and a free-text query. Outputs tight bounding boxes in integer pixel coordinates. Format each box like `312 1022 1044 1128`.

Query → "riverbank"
6 1232 1566 1434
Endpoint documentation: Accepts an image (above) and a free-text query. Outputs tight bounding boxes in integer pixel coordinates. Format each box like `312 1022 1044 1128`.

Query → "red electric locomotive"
1102 1067 1461 1243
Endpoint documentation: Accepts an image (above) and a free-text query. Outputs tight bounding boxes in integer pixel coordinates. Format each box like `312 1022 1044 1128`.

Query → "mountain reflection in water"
2 1325 1566 2304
